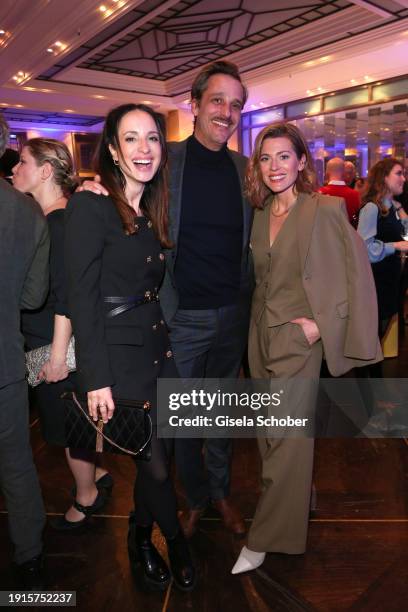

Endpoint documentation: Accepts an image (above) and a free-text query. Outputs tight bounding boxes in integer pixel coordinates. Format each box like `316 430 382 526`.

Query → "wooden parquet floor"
1 331 408 610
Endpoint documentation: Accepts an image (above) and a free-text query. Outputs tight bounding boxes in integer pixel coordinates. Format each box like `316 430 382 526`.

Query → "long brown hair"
245 122 317 209
361 157 402 216
95 103 171 247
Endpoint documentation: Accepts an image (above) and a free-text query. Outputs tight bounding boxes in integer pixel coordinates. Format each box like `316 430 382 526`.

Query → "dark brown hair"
191 60 248 106
245 122 317 209
361 157 402 216
25 138 78 196
95 103 171 246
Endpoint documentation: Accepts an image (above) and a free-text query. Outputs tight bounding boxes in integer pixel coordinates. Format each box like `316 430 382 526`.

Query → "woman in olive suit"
232 122 382 574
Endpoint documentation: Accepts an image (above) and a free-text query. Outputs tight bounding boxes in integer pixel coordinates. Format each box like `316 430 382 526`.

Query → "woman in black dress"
64 104 195 592
12 138 112 528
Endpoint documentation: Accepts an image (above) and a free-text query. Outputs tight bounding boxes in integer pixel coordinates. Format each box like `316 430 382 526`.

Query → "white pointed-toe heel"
231 546 266 574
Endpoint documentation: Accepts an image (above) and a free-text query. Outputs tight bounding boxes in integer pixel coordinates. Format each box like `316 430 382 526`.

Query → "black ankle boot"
166 530 196 591
16 554 46 590
128 514 170 591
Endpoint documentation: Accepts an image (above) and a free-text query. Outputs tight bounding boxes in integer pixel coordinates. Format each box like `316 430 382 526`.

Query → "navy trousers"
169 301 250 509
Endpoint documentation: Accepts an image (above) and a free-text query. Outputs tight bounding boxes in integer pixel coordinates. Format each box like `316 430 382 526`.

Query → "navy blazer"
160 139 254 324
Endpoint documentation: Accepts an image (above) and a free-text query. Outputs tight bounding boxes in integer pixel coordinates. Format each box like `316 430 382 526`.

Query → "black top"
372 209 404 320
395 181 408 212
22 209 68 350
65 192 176 402
174 135 243 309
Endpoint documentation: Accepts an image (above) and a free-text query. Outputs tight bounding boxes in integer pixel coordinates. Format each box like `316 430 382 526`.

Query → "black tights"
133 431 179 538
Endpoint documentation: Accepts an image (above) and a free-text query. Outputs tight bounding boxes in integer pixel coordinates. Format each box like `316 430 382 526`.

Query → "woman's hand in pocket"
291 317 320 346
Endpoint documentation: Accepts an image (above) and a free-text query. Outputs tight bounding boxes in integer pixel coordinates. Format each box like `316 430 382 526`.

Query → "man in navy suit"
0 114 49 587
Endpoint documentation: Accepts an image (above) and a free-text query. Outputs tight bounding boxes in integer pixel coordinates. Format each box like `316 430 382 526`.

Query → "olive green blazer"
250 191 382 376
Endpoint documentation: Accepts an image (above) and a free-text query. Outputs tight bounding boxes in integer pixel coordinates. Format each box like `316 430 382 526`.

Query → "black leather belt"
104 291 159 318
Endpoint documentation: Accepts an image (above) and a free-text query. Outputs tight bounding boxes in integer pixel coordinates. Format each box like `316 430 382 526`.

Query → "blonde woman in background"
12 138 113 530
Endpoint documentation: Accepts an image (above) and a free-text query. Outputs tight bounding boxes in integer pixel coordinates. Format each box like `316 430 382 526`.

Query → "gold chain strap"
72 392 152 457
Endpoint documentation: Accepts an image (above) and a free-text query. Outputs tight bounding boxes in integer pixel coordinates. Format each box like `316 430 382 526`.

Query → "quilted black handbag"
62 391 152 459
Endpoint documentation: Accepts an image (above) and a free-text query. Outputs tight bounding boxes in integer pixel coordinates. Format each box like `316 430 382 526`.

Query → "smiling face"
259 137 306 196
12 146 42 195
191 74 244 151
385 163 405 197
109 109 162 187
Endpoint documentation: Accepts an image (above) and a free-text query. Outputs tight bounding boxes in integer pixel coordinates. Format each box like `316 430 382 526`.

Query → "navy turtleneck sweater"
174 135 243 309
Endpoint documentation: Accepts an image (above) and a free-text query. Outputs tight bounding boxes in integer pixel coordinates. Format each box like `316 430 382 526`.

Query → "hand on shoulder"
76 175 108 196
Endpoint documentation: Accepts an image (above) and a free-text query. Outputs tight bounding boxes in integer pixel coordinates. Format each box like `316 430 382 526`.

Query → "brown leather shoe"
179 508 206 539
212 498 246 536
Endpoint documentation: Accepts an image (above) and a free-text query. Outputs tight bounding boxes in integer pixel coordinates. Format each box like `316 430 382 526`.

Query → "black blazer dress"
64 192 177 413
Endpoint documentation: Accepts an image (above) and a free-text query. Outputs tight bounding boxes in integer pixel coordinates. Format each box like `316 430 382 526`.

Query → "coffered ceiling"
44 0 353 81
0 0 408 126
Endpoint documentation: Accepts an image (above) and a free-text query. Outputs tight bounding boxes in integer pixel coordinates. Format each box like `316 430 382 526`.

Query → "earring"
113 159 119 166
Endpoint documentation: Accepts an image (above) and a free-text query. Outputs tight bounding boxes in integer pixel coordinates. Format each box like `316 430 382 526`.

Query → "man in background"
344 160 357 189
0 114 49 588
320 157 361 227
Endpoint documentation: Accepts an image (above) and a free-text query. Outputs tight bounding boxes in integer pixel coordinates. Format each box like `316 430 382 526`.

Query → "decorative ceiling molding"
53 68 169 96
41 1 405 99
1 107 102 127
0 0 137 87
50 0 182 81
236 17 408 92
0 0 407 123
74 0 351 81
167 4 389 96
349 0 398 18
